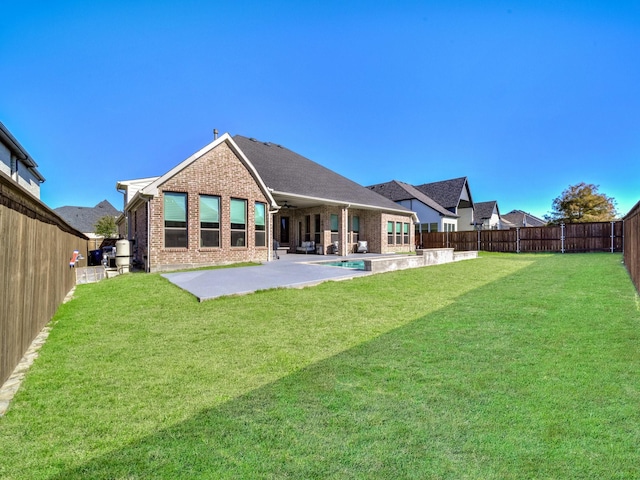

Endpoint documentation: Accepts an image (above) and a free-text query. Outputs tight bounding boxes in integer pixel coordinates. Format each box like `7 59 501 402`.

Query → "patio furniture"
356 240 368 253
330 241 339 254
296 241 316 254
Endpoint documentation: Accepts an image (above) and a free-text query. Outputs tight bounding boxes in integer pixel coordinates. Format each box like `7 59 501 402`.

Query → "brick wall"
274 207 414 255
143 141 270 272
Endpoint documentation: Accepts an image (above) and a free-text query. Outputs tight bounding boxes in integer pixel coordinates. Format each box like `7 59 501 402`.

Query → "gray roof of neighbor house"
54 200 121 233
415 177 471 211
502 209 546 227
367 180 458 218
233 135 412 213
0 120 45 182
475 200 499 220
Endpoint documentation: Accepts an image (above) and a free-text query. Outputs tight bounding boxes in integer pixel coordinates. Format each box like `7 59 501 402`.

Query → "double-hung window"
403 223 409 244
200 195 220 248
304 215 311 242
396 222 402 245
351 216 360 243
387 221 394 245
230 198 247 247
314 214 321 244
255 202 266 247
330 214 339 243
164 192 187 248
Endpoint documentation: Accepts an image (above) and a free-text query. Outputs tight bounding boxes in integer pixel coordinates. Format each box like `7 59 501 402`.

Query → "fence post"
477 229 481 251
611 221 615 253
561 223 565 253
516 227 520 253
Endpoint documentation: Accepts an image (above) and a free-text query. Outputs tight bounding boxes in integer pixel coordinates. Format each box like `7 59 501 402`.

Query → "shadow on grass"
51 254 640 479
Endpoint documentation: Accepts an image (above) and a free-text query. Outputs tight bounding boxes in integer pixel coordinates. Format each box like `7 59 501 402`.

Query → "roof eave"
271 190 419 221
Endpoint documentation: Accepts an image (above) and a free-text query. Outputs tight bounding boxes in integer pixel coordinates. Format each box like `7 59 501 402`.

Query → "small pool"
320 260 366 270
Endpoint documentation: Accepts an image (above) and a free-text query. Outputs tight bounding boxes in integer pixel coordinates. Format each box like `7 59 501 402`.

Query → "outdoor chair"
296 241 316 254
356 240 368 253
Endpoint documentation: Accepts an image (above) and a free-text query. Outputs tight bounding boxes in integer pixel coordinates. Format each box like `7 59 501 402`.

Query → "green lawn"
1 253 639 479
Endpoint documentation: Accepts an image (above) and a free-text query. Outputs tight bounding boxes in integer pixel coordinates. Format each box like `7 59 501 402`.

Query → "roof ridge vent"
249 138 258 142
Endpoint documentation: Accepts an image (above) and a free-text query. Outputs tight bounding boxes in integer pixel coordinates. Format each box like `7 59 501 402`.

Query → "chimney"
213 128 218 140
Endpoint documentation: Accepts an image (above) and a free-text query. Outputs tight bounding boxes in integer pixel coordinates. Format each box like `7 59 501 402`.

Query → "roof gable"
368 180 458 218
475 200 499 220
132 133 276 209
415 177 472 210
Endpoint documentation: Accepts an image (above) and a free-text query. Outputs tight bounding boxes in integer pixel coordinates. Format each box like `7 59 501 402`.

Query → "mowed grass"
1 253 639 479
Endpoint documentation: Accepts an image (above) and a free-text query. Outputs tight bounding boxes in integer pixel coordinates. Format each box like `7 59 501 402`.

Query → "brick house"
116 133 417 272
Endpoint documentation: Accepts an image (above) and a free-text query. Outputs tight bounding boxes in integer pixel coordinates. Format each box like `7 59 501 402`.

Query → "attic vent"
263 142 271 146
249 138 257 142
276 144 283 148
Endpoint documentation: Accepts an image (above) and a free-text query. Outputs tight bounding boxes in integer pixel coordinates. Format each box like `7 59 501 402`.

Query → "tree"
94 215 118 238
546 182 617 224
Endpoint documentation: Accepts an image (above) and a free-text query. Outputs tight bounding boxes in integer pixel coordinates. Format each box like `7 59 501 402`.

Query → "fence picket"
418 221 624 254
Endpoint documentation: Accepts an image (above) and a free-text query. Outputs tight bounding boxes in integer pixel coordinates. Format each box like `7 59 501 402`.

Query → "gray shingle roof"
415 177 469 210
233 135 410 212
54 200 121 233
367 180 458 217
475 200 498 220
502 210 546 227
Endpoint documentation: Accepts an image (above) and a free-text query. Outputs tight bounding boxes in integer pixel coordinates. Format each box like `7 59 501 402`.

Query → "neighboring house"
414 177 475 231
502 210 546 228
54 200 121 249
116 133 417 272
369 176 476 232
367 180 458 235
474 200 502 230
0 121 45 198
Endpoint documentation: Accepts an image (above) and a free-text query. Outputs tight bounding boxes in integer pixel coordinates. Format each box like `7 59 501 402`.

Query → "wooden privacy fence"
623 202 640 293
1 173 87 386
418 221 623 254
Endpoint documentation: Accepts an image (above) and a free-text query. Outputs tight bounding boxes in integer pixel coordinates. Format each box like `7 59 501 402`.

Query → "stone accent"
364 248 478 273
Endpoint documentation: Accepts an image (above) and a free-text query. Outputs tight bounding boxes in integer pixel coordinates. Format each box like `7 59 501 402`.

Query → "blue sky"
2 0 639 219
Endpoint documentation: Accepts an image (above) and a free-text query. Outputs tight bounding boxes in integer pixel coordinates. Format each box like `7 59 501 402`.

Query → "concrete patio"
162 252 376 301
162 248 477 301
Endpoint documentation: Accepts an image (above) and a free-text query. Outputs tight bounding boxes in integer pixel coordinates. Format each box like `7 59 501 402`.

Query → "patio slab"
162 254 375 301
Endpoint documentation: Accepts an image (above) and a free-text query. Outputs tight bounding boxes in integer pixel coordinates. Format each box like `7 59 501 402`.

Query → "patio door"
280 216 290 245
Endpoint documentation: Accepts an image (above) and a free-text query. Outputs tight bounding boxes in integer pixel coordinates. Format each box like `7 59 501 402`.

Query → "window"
330 214 339 243
255 202 266 247
314 214 321 244
200 195 220 248
164 192 187 248
230 198 247 247
403 223 409 244
387 221 394 245
351 215 360 243
396 222 402 245
429 222 438 233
